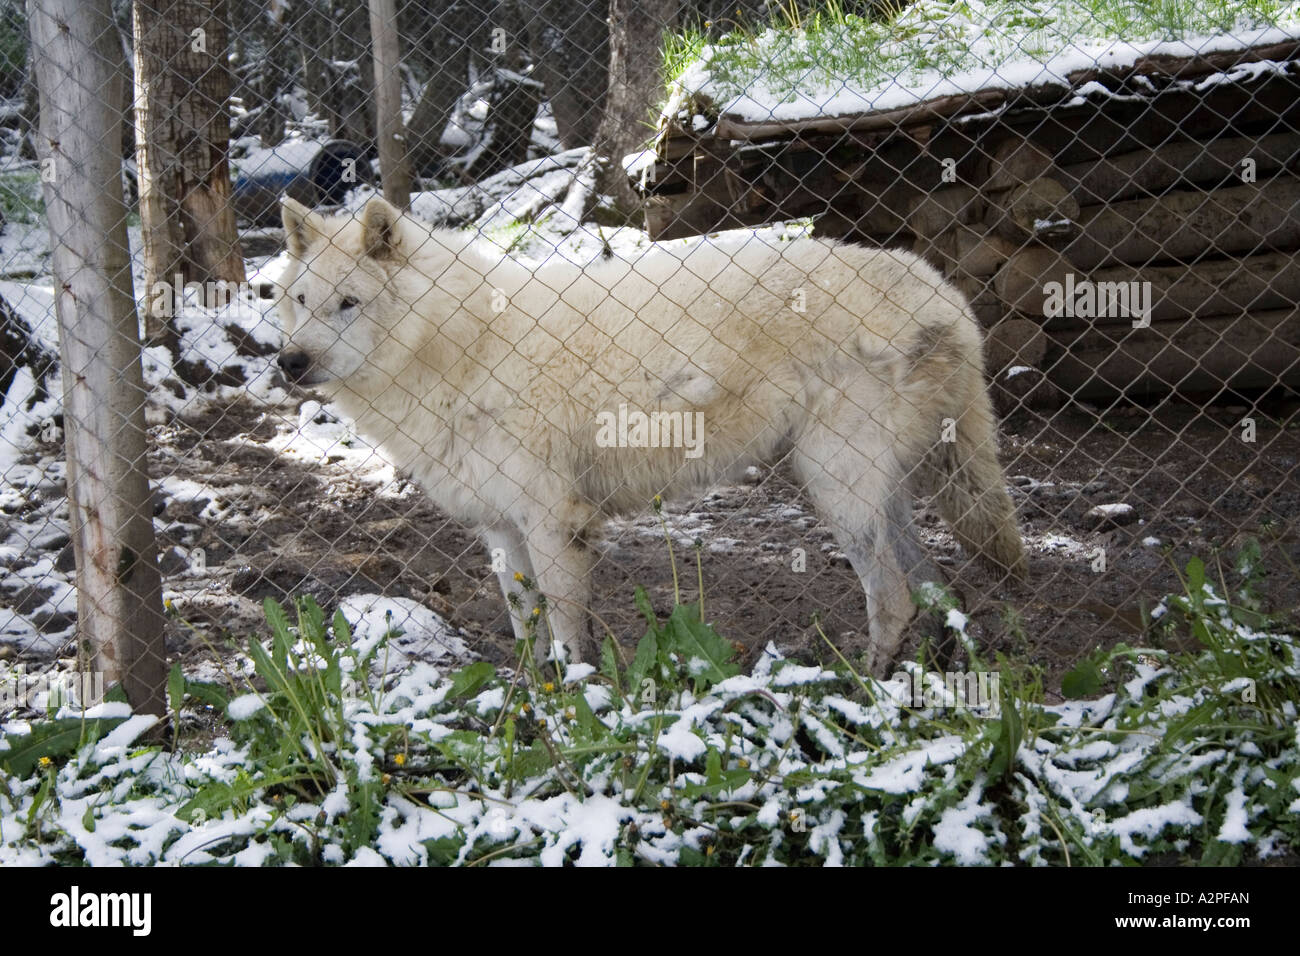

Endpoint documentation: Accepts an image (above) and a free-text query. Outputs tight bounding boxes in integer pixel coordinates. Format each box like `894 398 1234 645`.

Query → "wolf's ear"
281 197 322 257
362 197 403 260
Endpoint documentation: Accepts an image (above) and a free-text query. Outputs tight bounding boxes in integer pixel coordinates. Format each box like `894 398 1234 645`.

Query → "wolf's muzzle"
277 349 314 382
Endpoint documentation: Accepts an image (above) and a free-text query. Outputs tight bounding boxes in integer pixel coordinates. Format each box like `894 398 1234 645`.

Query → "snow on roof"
669 1 1300 128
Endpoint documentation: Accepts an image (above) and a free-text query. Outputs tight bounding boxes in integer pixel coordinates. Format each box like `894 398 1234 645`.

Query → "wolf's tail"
909 334 1027 579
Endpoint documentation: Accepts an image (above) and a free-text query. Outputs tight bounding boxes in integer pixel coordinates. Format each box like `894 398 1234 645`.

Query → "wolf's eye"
296 293 306 305
339 296 359 311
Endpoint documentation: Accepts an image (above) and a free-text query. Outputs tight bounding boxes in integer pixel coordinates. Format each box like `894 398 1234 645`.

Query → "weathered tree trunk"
132 0 246 340
455 4 541 182
29 0 167 716
256 0 293 147
525 0 610 149
297 0 339 131
984 136 1053 191
294 0 374 144
464 69 544 181
594 0 678 221
369 0 412 206
927 229 1017 282
330 0 376 147
989 177 1079 242
994 246 1073 315
404 3 476 176
984 316 1048 371
906 186 983 239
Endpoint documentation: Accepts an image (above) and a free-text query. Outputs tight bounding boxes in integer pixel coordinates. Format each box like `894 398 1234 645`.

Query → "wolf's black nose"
278 349 312 381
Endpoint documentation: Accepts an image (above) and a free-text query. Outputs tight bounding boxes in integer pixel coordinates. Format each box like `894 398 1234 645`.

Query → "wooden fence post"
30 0 167 716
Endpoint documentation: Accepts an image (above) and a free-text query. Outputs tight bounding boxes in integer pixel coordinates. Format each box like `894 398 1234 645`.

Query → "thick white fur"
277 196 1025 674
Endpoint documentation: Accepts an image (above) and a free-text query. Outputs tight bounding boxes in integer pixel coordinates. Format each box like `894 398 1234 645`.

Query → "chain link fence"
2 0 1298 721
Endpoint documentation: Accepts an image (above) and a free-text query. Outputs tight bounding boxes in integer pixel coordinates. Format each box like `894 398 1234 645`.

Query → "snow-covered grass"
664 0 1300 122
1 538 1296 866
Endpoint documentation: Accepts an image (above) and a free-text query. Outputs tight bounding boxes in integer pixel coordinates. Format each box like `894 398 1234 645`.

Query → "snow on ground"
404 149 583 223
0 266 293 656
0 255 479 698
671 0 1300 124
0 220 51 279
338 593 470 669
264 398 394 481
0 260 425 680
0 280 73 657
0 364 58 475
403 148 591 232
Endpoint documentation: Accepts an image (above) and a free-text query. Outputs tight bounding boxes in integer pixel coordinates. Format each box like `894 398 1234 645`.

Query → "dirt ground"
6 386 1299 699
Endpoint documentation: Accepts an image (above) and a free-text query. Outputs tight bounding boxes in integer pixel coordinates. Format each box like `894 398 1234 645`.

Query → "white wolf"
276 197 1026 675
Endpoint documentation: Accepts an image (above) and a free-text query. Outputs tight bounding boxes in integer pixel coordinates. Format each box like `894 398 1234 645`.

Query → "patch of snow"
933 788 994 864
1217 786 1251 843
227 693 267 720
338 594 470 668
1087 503 1133 518
1109 800 1204 857
855 736 965 793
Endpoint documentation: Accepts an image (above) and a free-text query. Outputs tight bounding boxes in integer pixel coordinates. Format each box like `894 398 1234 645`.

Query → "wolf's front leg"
523 524 597 668
483 525 539 647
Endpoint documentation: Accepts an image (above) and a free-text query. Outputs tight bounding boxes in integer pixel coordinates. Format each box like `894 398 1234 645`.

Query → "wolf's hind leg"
523 522 597 668
793 425 946 678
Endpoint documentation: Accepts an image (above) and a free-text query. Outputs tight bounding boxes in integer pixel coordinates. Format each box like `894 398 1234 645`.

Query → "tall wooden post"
369 0 413 207
29 0 167 715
